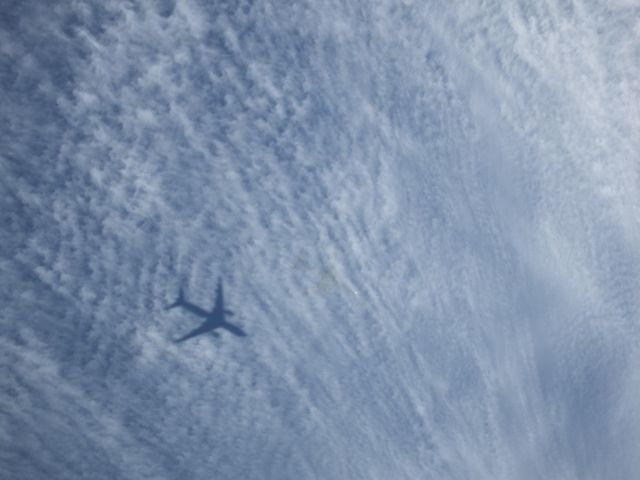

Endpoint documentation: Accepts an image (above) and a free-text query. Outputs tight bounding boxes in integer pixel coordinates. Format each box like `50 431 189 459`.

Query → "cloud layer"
2 1 640 478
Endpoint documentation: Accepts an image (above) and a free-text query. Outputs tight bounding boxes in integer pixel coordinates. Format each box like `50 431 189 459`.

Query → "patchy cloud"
2 1 640 478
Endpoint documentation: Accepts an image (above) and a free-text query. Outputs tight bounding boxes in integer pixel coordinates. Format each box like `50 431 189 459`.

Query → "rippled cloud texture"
2 1 640 478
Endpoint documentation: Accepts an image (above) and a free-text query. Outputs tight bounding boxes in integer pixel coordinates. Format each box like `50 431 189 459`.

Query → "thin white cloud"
2 1 639 478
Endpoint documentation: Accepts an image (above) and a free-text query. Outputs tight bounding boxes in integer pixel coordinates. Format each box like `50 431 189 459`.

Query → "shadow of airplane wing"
222 322 247 337
174 324 212 343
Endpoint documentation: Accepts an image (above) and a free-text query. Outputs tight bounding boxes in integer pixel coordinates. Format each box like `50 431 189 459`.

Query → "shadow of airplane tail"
166 287 185 310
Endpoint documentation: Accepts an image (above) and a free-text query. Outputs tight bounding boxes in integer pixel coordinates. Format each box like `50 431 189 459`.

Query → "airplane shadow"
167 277 246 343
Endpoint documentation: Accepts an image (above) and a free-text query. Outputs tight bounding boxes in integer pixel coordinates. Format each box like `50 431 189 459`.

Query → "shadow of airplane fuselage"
167 278 246 343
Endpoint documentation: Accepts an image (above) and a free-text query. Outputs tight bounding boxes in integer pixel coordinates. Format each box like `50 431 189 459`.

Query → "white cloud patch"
2 1 640 479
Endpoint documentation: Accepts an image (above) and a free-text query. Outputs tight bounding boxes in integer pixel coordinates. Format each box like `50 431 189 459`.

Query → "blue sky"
2 1 640 478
